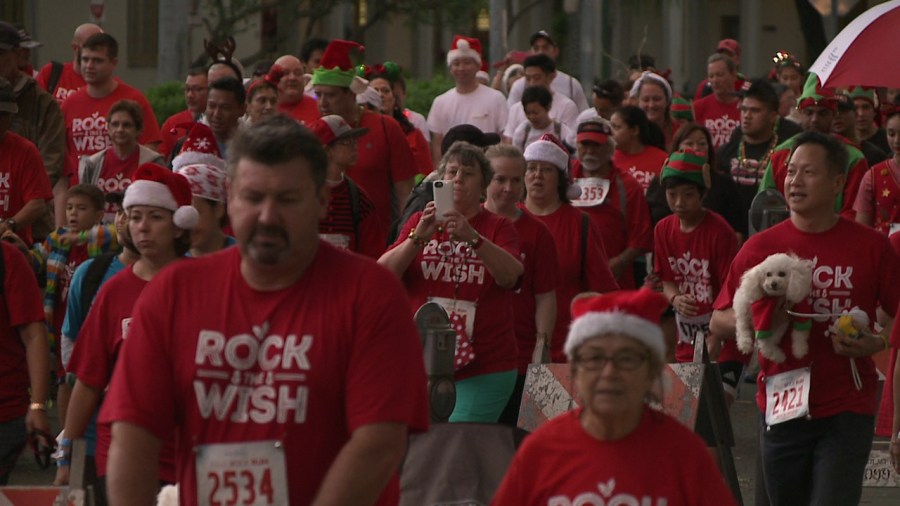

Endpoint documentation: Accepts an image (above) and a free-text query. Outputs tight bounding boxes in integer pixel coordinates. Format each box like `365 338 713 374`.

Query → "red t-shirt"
491 407 736 506
277 96 319 125
158 109 195 160
0 243 46 422
319 178 385 259
570 162 653 289
0 132 54 245
713 218 900 418
348 111 417 233
100 245 429 506
692 94 740 149
613 145 668 194
62 83 162 180
406 127 434 176
68 265 176 481
35 61 85 105
509 209 559 374
527 203 619 362
97 147 140 193
654 211 741 363
393 209 520 380
877 232 900 436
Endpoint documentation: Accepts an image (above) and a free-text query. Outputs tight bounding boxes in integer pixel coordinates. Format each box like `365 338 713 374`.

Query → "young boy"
309 115 387 258
512 86 575 151
652 150 745 405
2 184 119 426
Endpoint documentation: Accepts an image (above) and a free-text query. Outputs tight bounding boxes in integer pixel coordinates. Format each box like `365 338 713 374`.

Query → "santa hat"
175 163 227 203
524 133 569 170
848 86 877 107
447 35 483 67
171 122 224 172
565 288 669 362
311 40 369 94
796 73 836 111
124 163 199 230
660 149 711 189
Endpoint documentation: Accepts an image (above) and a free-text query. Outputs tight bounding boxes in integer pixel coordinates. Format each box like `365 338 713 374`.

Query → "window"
128 0 159 67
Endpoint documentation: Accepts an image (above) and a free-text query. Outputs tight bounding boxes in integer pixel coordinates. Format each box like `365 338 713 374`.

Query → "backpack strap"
47 61 64 96
580 212 589 291
615 174 628 233
346 178 362 249
521 123 532 152
80 252 117 320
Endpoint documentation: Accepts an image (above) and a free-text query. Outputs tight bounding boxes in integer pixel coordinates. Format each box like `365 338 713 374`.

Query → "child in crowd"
652 151 745 406
1 184 119 426
512 86 575 151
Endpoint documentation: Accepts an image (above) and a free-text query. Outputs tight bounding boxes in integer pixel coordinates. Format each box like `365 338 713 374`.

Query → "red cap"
717 38 741 58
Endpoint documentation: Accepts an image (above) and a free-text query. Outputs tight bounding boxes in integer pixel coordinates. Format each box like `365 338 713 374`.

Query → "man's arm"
431 133 444 167
106 422 161 506
533 291 556 362
710 308 736 340
2 199 48 234
311 422 407 506
19 321 50 435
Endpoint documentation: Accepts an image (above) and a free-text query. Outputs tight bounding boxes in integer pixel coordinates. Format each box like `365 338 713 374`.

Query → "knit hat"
796 72 836 111
577 117 613 145
175 163 227 203
524 133 570 170
848 86 877 107
565 288 669 362
308 114 369 146
447 35 483 67
629 71 672 102
717 38 741 58
312 40 369 94
660 149 711 189
124 163 199 229
171 122 225 172
670 95 694 122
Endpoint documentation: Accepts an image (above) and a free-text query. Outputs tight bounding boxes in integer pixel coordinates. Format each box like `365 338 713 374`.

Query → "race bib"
675 312 711 345
764 367 811 426
196 440 289 506
889 223 900 237
571 178 611 207
319 233 351 250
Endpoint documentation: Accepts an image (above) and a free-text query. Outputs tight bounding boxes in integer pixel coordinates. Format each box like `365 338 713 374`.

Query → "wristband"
467 233 484 251
877 333 890 351
29 402 48 411
407 229 427 248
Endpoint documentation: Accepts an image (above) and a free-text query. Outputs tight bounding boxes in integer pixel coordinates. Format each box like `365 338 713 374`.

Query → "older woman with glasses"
492 289 737 505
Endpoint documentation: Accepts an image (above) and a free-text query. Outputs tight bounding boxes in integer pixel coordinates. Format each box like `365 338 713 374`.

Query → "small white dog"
734 252 814 363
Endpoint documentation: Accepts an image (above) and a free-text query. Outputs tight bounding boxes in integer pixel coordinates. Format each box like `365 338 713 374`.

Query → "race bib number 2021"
196 440 289 506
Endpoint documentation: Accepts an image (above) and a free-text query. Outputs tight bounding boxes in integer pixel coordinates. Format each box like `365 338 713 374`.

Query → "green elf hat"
848 86 877 107
796 72 836 111
670 95 693 122
312 40 369 94
660 149 710 189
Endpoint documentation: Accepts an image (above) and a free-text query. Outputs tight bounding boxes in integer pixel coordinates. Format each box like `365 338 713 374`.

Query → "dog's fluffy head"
739 252 813 303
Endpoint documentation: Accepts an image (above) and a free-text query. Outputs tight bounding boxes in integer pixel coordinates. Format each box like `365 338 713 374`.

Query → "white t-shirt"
512 120 576 151
427 84 509 135
504 92 579 139
405 108 431 142
507 70 590 112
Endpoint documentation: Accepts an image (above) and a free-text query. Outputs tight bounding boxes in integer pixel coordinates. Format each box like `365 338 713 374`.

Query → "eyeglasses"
574 350 648 371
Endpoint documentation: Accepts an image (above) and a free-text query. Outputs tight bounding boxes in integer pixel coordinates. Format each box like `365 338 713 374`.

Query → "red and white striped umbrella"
809 0 900 88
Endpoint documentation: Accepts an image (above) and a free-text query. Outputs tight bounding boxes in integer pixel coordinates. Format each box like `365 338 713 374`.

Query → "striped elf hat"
670 95 693 122
848 86 877 107
660 149 710 189
796 72 836 111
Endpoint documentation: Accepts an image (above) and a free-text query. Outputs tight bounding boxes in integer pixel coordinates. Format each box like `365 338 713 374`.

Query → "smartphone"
432 180 454 223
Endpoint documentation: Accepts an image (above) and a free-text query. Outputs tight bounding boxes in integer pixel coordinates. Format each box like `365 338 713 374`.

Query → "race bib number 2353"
196 440 289 506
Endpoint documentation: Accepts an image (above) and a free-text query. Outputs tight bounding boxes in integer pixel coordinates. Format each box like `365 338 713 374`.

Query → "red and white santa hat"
124 163 200 230
447 35 483 67
171 122 225 172
175 163 227 203
565 288 669 362
523 133 569 170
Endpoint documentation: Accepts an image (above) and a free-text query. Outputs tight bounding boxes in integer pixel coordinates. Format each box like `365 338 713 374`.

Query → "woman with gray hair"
379 141 523 423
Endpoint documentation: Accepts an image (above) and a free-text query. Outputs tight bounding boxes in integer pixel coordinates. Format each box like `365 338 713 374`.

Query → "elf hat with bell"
311 39 369 94
124 163 200 230
171 122 224 172
447 35 483 67
565 288 669 362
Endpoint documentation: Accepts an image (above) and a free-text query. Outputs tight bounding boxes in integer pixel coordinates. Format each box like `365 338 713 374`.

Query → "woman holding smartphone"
379 141 523 423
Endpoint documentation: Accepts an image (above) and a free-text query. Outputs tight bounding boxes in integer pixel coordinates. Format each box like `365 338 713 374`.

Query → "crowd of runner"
1 17 899 506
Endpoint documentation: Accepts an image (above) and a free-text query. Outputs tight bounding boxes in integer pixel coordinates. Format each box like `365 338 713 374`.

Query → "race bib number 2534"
196 440 289 506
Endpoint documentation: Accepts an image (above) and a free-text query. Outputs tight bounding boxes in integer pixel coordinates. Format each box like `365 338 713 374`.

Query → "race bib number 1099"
196 440 289 506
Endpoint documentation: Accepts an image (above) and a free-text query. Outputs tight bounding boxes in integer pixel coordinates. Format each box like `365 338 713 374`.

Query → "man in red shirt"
312 40 416 237
158 68 208 159
35 23 103 105
273 54 318 125
101 115 428 505
693 53 740 149
61 33 161 190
